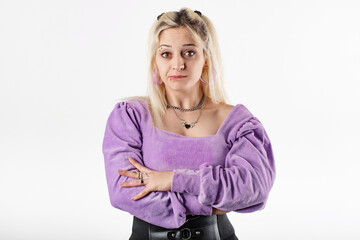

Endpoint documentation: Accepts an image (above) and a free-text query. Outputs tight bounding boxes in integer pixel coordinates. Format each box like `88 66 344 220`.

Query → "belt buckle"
180 227 191 239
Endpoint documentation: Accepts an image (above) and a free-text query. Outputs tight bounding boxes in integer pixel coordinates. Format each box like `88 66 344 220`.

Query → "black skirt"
129 214 238 240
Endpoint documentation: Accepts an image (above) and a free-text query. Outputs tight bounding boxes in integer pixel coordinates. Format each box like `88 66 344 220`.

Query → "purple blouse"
102 99 275 228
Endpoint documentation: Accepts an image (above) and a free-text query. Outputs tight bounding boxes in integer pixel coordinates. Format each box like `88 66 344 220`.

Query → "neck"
165 88 204 110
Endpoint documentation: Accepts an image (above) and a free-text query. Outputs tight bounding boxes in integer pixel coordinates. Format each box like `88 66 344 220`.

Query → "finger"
120 179 144 187
118 169 139 179
131 188 152 201
128 157 149 172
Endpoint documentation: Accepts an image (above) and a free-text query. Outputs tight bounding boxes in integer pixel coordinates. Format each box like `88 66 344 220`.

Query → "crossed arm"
118 157 229 215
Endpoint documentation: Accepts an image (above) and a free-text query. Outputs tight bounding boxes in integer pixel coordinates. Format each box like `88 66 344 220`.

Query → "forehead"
158 27 197 45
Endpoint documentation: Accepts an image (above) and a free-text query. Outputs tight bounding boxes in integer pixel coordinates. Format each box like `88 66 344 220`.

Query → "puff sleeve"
171 117 276 213
102 101 212 228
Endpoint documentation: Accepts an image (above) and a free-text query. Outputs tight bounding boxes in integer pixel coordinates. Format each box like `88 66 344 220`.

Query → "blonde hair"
121 7 229 129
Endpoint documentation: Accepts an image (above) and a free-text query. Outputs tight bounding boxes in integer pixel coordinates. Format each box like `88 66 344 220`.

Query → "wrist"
168 171 174 191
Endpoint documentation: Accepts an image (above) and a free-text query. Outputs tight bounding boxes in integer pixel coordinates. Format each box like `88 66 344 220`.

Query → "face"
155 27 206 91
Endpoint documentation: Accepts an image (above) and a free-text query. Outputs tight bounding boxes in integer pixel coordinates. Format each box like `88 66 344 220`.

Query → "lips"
169 75 186 80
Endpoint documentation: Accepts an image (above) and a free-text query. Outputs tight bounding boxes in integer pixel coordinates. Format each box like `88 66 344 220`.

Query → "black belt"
130 214 235 240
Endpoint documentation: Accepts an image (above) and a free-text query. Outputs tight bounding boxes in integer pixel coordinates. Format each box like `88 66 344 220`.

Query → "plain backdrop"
1 0 359 239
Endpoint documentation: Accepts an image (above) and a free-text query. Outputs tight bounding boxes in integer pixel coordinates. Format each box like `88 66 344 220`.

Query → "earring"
200 67 218 85
153 68 161 85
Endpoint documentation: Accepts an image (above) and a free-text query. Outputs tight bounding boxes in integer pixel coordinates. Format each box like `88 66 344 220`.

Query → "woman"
102 8 275 240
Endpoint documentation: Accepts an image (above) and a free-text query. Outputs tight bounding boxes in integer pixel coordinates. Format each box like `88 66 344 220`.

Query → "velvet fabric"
102 100 275 228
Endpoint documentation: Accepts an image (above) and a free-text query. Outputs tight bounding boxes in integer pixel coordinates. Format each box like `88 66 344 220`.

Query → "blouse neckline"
146 103 242 139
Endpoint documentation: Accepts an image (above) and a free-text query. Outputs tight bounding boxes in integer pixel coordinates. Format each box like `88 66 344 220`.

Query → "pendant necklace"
167 93 205 129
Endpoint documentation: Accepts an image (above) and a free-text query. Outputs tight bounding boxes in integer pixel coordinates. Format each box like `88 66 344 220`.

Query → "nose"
172 54 185 71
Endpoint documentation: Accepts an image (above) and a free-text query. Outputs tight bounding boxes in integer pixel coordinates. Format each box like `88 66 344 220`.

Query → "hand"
212 208 230 215
118 157 174 201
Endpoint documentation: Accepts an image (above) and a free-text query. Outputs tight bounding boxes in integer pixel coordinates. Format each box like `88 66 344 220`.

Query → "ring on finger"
139 172 144 185
132 170 140 179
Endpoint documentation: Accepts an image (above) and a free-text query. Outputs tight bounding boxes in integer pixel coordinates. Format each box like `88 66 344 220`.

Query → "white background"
1 0 359 239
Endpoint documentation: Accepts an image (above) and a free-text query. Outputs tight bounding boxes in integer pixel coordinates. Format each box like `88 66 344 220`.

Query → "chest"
140 103 235 170
142 132 230 171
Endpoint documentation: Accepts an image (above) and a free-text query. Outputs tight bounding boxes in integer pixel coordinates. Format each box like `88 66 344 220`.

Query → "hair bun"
194 10 202 16
157 13 165 20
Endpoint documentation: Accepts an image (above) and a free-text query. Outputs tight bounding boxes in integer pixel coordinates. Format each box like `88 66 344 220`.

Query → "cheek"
192 61 205 74
156 60 170 75
155 65 168 79
156 64 166 75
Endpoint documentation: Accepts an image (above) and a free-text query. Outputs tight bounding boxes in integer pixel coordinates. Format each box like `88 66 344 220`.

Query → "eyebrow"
158 43 197 49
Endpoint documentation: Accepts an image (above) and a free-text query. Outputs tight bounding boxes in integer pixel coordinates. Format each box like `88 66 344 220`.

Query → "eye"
184 51 195 57
161 52 170 58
